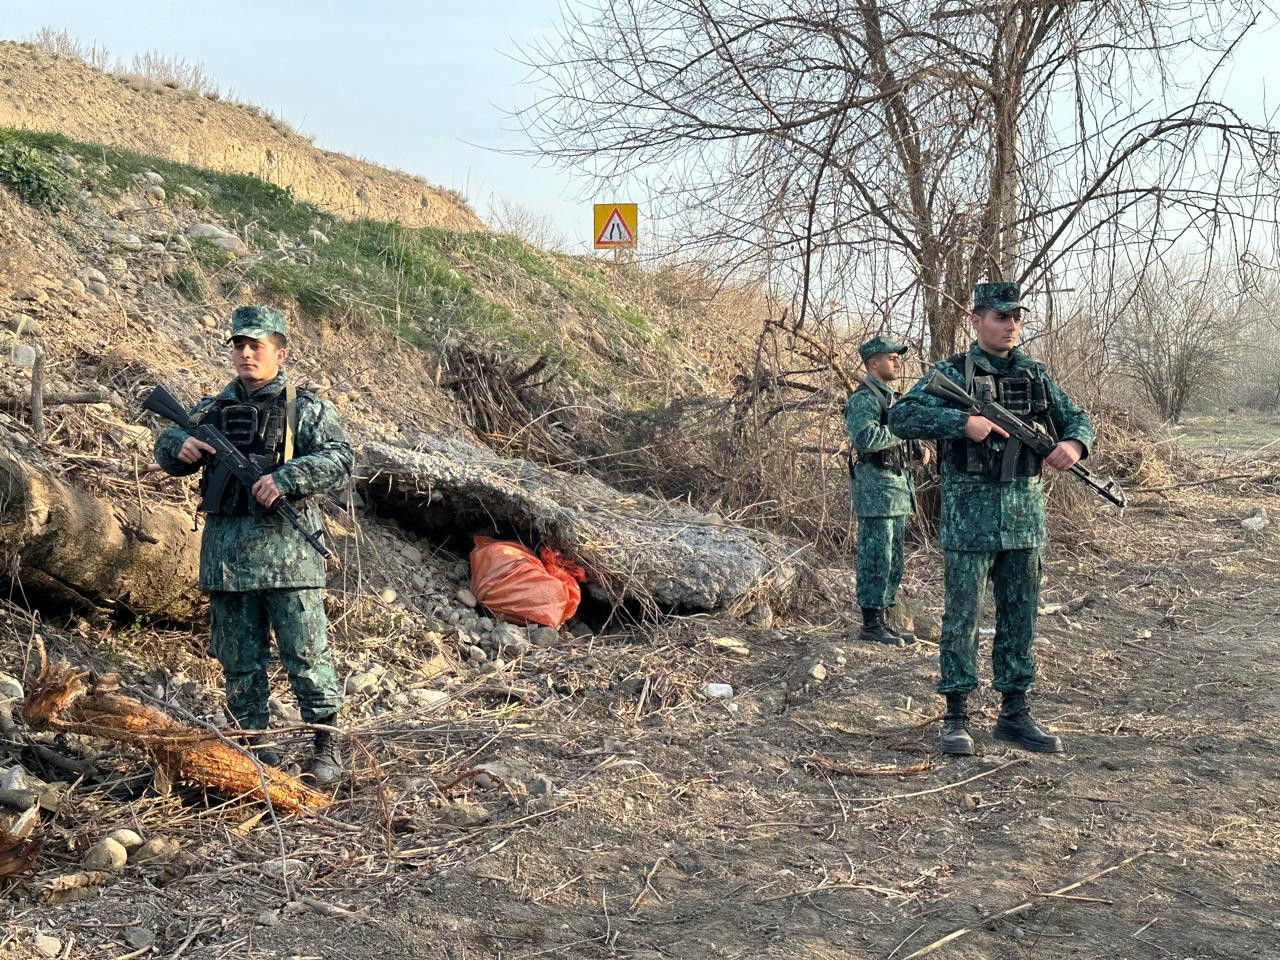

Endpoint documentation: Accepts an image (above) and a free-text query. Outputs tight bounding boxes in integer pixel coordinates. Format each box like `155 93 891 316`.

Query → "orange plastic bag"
469 536 587 628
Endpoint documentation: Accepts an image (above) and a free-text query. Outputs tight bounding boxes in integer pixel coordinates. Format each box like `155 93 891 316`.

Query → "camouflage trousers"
938 548 1041 695
208 588 343 730
855 515 906 609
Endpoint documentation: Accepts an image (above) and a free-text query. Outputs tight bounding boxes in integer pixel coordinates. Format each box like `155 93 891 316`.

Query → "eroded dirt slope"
0 42 481 231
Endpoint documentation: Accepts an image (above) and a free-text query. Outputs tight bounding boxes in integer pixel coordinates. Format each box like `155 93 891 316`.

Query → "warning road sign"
594 203 638 249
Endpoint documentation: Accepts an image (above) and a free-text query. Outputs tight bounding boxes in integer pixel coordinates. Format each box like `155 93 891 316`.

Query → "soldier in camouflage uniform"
889 283 1094 756
154 306 354 783
844 335 931 647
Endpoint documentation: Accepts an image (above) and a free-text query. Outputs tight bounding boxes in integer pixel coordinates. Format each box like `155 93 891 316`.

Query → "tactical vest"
947 352 1056 481
197 383 299 516
852 380 909 470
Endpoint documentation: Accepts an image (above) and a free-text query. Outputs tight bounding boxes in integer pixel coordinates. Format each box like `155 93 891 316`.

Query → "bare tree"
1114 263 1247 422
518 0 1280 358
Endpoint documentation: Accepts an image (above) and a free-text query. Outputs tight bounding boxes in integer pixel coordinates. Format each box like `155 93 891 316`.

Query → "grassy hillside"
0 127 730 407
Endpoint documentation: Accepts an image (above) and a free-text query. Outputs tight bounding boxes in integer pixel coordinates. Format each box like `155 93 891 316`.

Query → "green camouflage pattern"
973 281 1025 313
209 587 342 727
858 334 910 362
844 375 914 517
154 371 354 590
228 304 288 343
887 344 1095 551
856 515 905 608
937 548 1041 695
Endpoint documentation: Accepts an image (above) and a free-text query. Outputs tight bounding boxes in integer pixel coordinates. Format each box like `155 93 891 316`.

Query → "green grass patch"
0 127 682 386
0 131 71 209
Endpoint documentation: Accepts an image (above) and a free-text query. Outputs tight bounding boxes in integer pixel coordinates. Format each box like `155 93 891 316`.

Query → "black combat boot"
939 692 975 756
992 692 1065 754
303 715 343 785
859 607 904 647
248 736 282 768
885 606 916 644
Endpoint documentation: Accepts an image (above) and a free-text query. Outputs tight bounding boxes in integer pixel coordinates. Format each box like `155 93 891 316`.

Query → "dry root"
23 661 327 814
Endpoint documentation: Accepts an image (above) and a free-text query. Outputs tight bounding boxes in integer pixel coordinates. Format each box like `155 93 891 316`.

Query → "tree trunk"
0 450 200 619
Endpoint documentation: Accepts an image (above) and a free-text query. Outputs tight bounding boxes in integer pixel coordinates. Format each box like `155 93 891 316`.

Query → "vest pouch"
219 404 260 446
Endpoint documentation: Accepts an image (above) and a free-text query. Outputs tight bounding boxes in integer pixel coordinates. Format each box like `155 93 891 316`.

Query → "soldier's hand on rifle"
964 416 1009 442
177 436 217 464
251 473 282 507
1045 439 1084 471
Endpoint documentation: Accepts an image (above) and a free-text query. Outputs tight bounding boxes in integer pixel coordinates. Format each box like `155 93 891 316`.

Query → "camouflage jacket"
888 344 1095 551
844 374 914 517
154 371 354 591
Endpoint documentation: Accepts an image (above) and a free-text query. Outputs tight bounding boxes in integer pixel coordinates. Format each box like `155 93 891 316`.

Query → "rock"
438 800 489 828
308 228 330 244
77 266 107 285
143 170 165 185
105 256 128 275
83 837 129 871
1242 508 1269 532
104 229 144 251
200 314 217 329
467 645 488 663
477 616 496 633
211 235 250 256
186 223 235 241
746 601 774 629
379 587 398 605
123 928 155 950
0 767 27 791
109 423 153 452
106 828 144 850
452 561 470 579
0 674 23 701
345 672 380 696
456 588 477 608
144 185 166 204
410 688 449 707
977 627 996 640
64 277 86 297
86 281 111 298
961 793 980 811
808 662 828 683
10 345 37 368
34 935 61 958
131 836 180 864
176 185 203 201
401 543 423 564
366 439 800 613
481 658 506 674
6 314 42 336
257 909 281 927
260 858 309 880
17 288 48 304
531 626 559 647
527 776 554 796
704 682 734 700
709 637 750 657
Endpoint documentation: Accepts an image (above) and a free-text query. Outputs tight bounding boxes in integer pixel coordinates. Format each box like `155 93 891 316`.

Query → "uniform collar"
864 373 897 397
220 370 288 402
968 342 1032 374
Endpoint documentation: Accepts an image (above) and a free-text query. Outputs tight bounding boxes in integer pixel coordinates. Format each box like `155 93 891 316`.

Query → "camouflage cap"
973 281 1026 313
227 305 287 344
858 334 910 362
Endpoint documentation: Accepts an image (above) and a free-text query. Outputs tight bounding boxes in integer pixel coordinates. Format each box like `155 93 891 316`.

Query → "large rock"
362 437 801 613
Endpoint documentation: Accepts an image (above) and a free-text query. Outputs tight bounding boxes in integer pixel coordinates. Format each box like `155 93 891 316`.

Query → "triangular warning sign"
595 207 634 246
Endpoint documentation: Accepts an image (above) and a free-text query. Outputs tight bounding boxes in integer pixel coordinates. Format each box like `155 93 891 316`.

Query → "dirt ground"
3 433 1276 960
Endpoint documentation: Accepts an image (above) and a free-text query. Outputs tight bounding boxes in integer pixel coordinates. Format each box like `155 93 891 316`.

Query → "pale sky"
1 1 1276 256
0 0 600 246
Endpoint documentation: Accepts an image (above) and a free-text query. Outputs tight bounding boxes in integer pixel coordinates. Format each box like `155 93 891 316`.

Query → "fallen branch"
802 754 931 778
22 661 327 814
1129 472 1277 493
896 850 1151 960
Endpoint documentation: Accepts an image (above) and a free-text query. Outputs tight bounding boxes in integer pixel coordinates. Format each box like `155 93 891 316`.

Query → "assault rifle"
923 372 1126 510
142 385 334 559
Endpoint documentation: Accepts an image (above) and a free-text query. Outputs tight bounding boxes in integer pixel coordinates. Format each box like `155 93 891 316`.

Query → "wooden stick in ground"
896 851 1152 960
29 346 45 441
22 660 327 814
